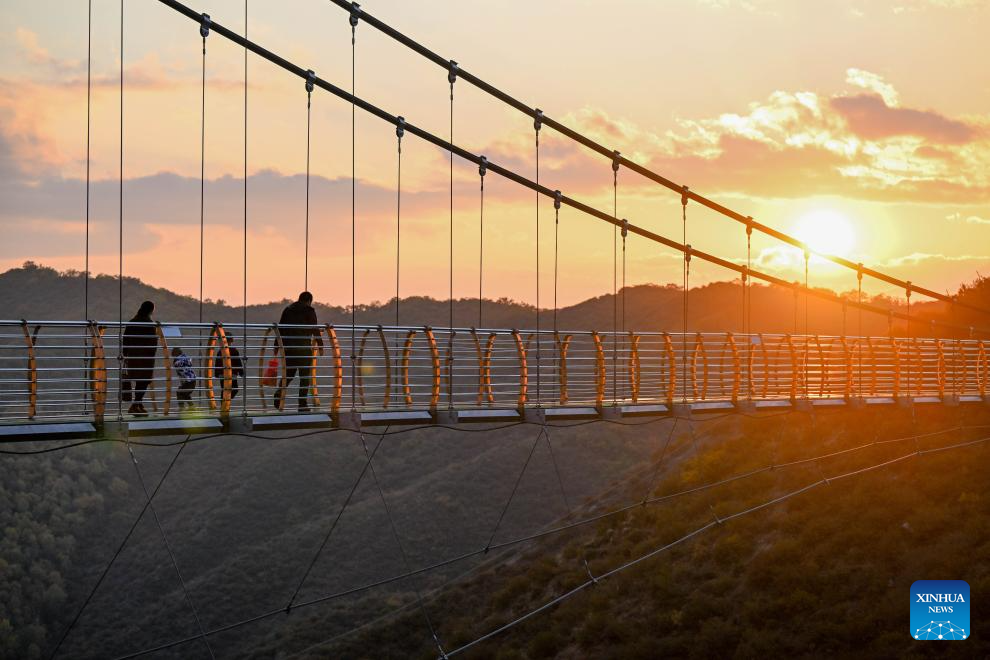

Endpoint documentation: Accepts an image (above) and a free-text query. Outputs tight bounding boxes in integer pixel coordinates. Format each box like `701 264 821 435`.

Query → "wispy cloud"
946 212 990 225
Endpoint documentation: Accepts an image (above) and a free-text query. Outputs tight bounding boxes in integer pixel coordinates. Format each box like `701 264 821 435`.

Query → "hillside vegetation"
4 261 984 337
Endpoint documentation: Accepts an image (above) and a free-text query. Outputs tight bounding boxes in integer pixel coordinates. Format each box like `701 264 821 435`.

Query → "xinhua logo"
910 580 970 640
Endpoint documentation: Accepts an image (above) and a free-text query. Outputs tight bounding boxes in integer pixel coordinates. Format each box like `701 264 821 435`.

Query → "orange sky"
1 0 988 308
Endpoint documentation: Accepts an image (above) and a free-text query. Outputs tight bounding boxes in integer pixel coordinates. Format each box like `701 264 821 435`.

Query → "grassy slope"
315 406 990 660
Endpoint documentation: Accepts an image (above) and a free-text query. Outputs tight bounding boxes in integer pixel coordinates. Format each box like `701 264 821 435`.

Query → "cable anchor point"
478 155 488 178
199 13 211 39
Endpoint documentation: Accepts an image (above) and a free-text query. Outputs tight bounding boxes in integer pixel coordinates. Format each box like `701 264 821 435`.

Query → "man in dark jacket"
276 291 323 411
121 300 157 416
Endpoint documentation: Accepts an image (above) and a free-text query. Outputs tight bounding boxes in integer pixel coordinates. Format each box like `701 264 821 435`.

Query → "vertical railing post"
154 322 173 416
217 324 232 419
840 337 853 399
323 325 342 419
556 332 572 405
727 333 740 404
785 335 797 401
273 324 288 412
402 329 416 407
663 333 676 407
628 332 640 403
355 329 371 407
592 331 605 410
377 326 391 409
20 321 36 419
512 329 528 410
424 327 441 411
88 322 107 425
936 339 946 399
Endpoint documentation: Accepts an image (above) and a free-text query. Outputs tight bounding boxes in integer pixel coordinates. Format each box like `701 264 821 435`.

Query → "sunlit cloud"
845 68 899 107
946 212 990 225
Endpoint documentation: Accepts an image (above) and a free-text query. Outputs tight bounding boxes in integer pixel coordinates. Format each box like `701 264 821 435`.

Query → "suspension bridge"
2 0 988 441
3 2 990 659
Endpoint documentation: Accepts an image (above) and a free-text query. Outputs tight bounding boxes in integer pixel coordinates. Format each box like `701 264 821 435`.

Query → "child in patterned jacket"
172 347 197 410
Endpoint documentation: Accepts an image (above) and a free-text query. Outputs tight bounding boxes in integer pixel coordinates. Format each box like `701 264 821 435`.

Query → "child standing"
172 347 197 411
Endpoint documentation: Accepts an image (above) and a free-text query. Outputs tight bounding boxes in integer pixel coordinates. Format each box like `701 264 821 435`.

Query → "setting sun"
793 209 856 259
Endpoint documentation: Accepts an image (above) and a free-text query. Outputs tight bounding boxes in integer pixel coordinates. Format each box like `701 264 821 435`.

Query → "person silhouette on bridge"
276 292 323 412
214 331 245 401
121 300 157 417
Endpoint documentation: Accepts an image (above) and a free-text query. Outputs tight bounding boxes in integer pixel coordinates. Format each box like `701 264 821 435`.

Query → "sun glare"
793 209 856 258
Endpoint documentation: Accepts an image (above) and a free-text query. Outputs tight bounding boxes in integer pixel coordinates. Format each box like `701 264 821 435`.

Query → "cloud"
883 252 990 267
15 27 83 72
946 212 990 225
495 69 990 204
845 68 899 107
830 93 977 144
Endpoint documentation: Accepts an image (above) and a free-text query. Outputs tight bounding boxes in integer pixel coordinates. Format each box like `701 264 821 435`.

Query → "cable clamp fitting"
684 244 692 264
856 263 864 282
905 281 912 299
611 150 621 173
447 60 459 85
395 115 405 140
621 218 628 239
304 69 315 94
745 216 753 237
681 185 690 207
534 108 543 133
584 559 600 585
710 505 723 525
199 13 211 38
553 190 562 211
478 155 488 178
349 2 361 27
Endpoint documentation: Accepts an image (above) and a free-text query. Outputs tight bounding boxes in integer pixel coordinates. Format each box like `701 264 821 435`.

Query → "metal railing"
1 320 987 424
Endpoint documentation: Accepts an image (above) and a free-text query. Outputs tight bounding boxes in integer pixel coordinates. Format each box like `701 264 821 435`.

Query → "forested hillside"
321 406 990 659
1 261 974 337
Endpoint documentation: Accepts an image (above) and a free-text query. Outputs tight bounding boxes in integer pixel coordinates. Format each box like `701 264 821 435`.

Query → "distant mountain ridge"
2 261 968 336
